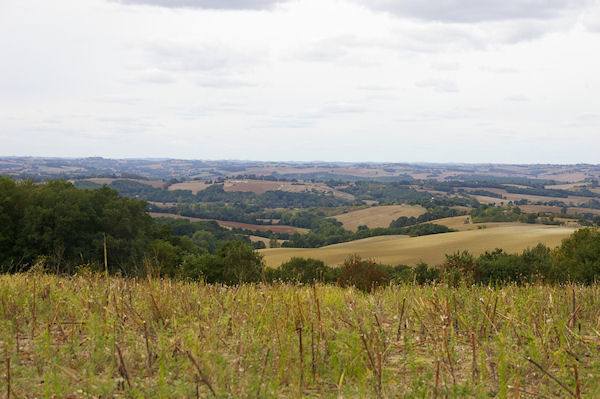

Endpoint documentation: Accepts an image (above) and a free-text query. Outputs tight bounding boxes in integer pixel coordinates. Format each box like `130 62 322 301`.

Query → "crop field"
169 179 355 200
333 205 427 231
465 188 592 206
167 181 211 194
260 225 576 268
149 212 309 234
0 273 598 398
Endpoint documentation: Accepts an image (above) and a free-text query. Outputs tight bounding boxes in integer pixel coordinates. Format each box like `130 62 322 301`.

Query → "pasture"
260 225 576 268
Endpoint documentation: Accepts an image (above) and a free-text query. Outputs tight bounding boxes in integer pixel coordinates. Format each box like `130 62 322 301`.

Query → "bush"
414 262 440 284
266 257 338 284
551 227 600 283
441 250 476 285
337 254 390 292
217 241 265 284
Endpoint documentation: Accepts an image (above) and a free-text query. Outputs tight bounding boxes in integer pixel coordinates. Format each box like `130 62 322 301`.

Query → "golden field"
333 204 426 231
259 224 576 268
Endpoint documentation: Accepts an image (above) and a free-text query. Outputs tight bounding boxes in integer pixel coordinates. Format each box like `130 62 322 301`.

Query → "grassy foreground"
1 274 599 398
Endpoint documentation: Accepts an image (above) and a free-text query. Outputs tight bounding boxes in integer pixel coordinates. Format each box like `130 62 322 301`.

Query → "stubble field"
260 224 576 268
0 274 598 398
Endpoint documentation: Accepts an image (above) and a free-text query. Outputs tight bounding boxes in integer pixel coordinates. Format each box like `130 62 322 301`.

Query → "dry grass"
259 225 576 268
1 274 599 398
333 205 427 231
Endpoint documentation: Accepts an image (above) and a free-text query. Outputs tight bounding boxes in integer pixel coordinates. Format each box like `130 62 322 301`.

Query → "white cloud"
109 0 284 10
415 79 459 93
1 0 599 163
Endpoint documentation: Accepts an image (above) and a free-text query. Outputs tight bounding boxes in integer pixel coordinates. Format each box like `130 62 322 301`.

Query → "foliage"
0 177 155 273
265 257 338 284
389 206 465 228
337 254 390 292
217 241 265 284
551 227 600 283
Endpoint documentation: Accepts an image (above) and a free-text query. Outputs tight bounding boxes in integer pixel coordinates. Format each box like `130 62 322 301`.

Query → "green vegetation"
339 181 431 203
283 222 453 248
1 274 598 397
0 177 265 282
0 177 155 272
389 206 465 228
470 205 537 223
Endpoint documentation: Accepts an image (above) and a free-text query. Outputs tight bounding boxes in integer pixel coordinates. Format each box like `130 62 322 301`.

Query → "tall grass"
1 272 599 397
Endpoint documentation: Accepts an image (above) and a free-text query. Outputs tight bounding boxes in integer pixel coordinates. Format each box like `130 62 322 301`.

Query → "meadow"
260 224 576 268
1 273 598 398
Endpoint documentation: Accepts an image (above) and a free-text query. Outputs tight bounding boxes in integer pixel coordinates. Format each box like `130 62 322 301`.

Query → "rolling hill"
259 224 576 268
333 204 427 231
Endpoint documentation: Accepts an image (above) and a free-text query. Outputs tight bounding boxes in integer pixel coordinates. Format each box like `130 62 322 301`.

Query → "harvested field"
167 181 210 194
545 182 588 190
462 187 593 205
149 212 308 234
223 179 355 201
333 204 426 231
260 225 576 268
5 275 598 397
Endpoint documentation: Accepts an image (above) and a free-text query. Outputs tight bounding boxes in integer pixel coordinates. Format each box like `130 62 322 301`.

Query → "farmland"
149 212 309 234
1 273 598 398
260 224 576 268
333 204 426 231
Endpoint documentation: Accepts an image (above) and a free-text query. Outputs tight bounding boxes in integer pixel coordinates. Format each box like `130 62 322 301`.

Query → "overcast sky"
1 0 599 163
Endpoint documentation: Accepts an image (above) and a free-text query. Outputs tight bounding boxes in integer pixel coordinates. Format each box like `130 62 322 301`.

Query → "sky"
1 0 599 163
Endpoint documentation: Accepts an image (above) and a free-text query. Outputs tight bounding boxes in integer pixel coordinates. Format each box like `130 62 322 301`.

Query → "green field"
260 224 576 268
0 273 598 398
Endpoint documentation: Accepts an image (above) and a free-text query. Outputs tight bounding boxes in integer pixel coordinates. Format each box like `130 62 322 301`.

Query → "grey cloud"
109 0 284 10
357 0 591 23
394 24 486 53
141 41 263 88
415 79 459 93
582 7 600 32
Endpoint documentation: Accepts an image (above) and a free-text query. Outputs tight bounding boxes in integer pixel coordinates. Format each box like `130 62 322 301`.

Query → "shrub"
269 257 338 284
441 250 476 285
337 254 390 292
551 227 600 283
414 262 440 284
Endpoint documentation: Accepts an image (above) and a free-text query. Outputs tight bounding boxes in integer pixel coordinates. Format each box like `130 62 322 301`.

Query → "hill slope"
333 204 426 231
260 224 576 268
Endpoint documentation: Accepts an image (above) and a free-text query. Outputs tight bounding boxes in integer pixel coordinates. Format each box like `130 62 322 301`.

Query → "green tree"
217 241 264 284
